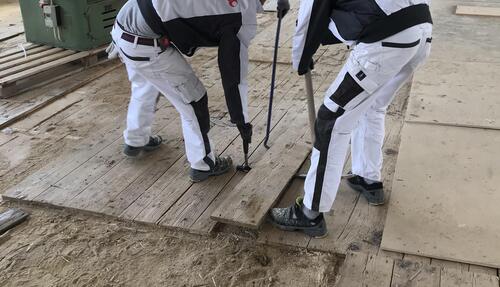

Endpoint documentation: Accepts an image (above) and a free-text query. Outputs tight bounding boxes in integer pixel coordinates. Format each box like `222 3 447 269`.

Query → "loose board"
381 123 500 268
456 5 500 17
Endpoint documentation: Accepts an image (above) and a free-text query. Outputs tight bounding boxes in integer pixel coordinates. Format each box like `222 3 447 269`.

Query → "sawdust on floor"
0 205 339 286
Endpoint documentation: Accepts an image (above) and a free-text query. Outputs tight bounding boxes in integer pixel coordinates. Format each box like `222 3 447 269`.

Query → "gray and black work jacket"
292 0 433 75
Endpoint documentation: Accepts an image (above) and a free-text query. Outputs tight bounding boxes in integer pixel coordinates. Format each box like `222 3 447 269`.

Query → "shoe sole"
189 166 231 183
124 144 162 158
346 181 385 206
267 218 328 239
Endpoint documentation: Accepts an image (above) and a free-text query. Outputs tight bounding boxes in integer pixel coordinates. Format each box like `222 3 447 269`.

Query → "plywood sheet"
429 1 500 63
407 60 500 129
381 123 500 268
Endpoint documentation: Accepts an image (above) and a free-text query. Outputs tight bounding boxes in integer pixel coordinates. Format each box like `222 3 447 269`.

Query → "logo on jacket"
228 0 238 7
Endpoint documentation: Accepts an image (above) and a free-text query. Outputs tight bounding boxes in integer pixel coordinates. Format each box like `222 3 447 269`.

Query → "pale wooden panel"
429 1 500 63
456 5 500 17
407 60 500 129
382 123 500 268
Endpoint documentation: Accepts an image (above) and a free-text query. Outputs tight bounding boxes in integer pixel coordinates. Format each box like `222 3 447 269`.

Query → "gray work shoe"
124 135 163 157
346 175 385 206
189 156 233 183
268 198 327 238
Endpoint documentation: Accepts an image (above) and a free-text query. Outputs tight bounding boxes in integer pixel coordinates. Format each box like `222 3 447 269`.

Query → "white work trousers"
111 25 215 171
304 23 433 212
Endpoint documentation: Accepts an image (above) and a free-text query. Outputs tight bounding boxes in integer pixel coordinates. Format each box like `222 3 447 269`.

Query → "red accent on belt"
120 32 170 48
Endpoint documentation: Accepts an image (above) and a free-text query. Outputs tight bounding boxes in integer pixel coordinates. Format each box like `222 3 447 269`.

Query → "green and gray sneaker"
346 175 385 206
123 135 163 157
189 156 233 183
268 198 327 238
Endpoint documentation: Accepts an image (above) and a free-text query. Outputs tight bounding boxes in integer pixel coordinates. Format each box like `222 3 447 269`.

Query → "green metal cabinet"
19 0 126 51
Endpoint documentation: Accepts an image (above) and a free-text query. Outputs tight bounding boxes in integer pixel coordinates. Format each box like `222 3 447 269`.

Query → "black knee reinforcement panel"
311 105 345 211
190 94 215 169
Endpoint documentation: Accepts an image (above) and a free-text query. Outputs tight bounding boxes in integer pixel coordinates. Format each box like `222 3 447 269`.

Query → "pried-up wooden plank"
211 105 310 229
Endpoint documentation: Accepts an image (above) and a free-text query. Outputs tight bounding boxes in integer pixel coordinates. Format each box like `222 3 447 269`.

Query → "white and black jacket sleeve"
292 0 335 75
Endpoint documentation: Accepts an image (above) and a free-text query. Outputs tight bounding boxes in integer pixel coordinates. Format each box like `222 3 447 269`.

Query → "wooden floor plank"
118 59 292 224
34 105 175 207
441 268 473 287
210 104 310 229
363 253 394 287
469 265 498 276
336 252 369 287
1 70 131 201
160 105 288 231
120 106 260 223
391 257 440 287
472 273 499 287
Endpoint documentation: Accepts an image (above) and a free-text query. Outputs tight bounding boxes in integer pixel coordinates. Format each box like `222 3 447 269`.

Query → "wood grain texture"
211 105 310 229
0 62 121 129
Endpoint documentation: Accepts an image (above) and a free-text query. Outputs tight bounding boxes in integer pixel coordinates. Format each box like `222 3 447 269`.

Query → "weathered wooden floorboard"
37 106 177 209
1 70 132 201
210 104 311 229
159 105 288 231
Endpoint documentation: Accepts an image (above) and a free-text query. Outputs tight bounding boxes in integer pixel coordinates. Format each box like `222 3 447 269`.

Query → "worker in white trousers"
269 0 433 238
108 0 289 182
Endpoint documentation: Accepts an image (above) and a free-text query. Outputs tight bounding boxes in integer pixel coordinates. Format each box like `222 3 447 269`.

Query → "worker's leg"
123 65 160 147
350 65 414 182
138 47 217 171
351 26 433 183
269 24 432 237
306 24 432 212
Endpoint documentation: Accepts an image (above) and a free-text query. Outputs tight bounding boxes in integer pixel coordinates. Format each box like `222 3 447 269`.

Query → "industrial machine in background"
19 0 126 51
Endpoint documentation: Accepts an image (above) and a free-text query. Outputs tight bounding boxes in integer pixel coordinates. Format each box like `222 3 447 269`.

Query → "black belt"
116 22 170 48
358 4 433 44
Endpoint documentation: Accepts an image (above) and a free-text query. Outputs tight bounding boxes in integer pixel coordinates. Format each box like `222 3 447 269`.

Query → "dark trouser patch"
190 94 214 169
330 72 364 107
311 105 345 211
218 30 244 126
